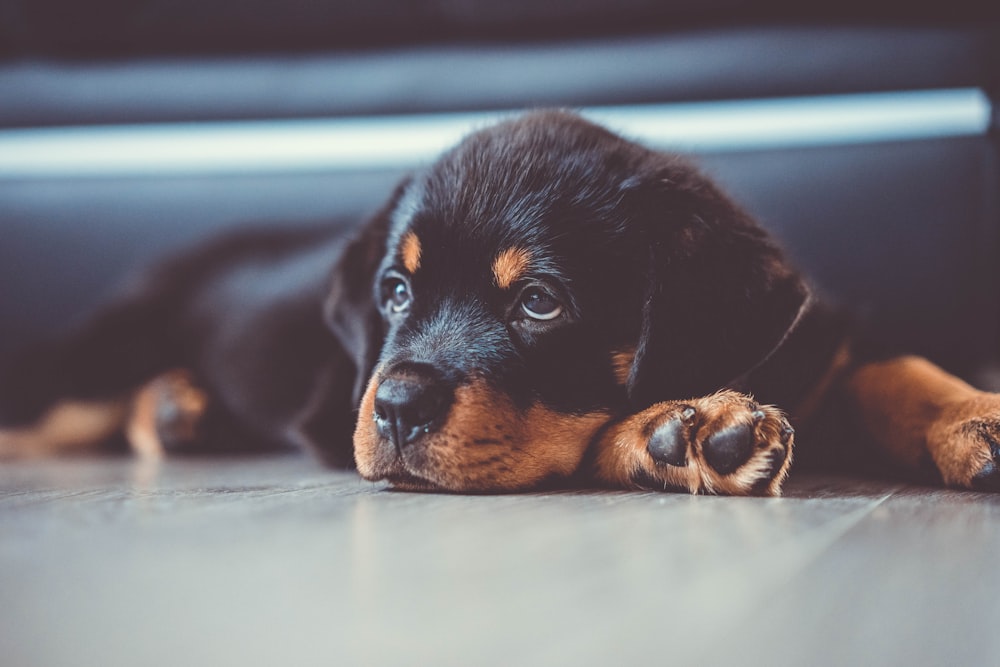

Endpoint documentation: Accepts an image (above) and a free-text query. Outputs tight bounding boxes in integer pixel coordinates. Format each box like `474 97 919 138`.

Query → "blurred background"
0 1 997 377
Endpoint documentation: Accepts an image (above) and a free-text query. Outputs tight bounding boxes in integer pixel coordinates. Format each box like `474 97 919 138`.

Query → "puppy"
2 110 998 496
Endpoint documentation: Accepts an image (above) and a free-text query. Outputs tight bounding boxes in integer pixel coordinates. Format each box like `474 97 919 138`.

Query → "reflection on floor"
2 454 998 667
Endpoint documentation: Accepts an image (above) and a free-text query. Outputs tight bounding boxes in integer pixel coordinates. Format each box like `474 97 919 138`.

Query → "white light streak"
0 89 990 178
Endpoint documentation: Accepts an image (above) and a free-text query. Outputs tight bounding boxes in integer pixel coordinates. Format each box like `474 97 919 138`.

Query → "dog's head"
325 111 808 491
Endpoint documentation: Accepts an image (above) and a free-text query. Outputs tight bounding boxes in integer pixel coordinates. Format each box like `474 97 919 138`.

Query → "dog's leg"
0 269 185 457
591 390 794 496
0 370 208 461
846 356 1000 490
1 290 176 425
126 369 286 457
0 303 155 459
127 370 209 457
0 399 129 459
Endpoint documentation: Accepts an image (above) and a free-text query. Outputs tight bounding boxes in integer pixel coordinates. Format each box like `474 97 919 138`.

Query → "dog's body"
2 111 999 495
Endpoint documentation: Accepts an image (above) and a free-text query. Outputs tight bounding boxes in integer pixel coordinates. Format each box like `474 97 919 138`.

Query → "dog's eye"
382 276 412 314
520 287 563 321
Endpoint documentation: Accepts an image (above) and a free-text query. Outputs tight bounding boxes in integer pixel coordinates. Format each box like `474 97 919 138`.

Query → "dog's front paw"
928 396 1000 491
595 390 793 496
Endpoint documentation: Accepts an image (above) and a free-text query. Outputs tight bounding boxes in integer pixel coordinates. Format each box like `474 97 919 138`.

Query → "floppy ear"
626 162 810 408
323 178 411 406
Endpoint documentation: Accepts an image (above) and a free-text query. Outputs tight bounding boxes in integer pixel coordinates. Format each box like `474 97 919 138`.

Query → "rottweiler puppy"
2 110 999 496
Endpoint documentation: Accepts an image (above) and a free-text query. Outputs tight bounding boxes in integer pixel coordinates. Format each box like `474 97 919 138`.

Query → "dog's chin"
358 447 505 494
380 471 444 493
356 448 449 492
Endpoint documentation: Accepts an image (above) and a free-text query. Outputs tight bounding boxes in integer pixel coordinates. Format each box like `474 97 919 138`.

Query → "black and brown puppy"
1 111 999 496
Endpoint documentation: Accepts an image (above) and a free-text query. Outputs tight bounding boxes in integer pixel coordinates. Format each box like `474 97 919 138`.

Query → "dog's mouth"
354 375 611 493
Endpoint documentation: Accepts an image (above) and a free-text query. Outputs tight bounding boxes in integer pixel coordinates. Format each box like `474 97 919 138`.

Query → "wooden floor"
2 455 999 667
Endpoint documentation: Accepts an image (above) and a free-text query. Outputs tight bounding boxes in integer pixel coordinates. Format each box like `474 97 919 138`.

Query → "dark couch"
1 3 998 388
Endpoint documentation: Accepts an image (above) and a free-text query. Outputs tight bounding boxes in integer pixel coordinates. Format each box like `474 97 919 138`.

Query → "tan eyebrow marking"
492 247 532 289
400 231 422 274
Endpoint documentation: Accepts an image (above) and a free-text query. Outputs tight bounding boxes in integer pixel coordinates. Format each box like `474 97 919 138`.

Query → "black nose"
373 365 452 449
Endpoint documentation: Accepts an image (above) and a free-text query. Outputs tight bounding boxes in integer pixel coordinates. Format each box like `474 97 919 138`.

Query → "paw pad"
702 422 754 475
647 418 688 467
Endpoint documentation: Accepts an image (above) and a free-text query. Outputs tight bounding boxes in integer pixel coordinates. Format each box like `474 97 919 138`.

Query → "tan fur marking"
848 356 978 469
400 231 422 274
0 400 127 459
848 356 1000 486
353 367 384 479
125 371 208 458
354 373 609 491
127 381 164 458
611 348 636 385
492 247 532 289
